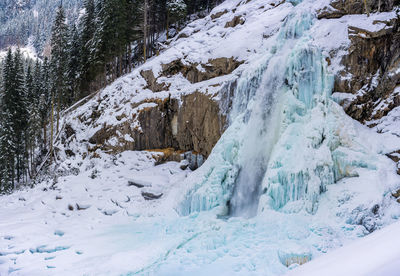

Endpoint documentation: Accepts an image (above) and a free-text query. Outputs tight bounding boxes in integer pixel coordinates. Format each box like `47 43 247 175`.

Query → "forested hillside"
0 0 82 51
0 0 220 192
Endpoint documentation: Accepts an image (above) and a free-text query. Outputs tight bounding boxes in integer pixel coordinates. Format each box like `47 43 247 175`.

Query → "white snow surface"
286 219 400 276
0 44 38 62
1 0 400 275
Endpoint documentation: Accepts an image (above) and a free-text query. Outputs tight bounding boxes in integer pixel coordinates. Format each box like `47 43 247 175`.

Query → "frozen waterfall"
177 4 377 217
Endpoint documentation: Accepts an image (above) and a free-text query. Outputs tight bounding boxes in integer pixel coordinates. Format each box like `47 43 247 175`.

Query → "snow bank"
286 220 400 276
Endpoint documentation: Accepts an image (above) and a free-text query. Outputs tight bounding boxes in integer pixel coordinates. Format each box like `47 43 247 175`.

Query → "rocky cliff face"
324 2 400 123
319 0 400 174
56 0 400 174
86 91 225 157
317 0 400 122
318 0 398 18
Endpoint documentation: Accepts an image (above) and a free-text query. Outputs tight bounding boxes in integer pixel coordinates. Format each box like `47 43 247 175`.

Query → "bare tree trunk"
119 55 123 76
144 0 148 63
31 144 34 178
56 92 60 134
43 122 47 150
50 92 54 163
128 44 132 73
363 0 370 16
166 11 169 40
378 0 381 12
104 64 107 86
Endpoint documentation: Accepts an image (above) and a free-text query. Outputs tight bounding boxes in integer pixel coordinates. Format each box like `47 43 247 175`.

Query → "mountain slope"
0 0 400 275
0 0 82 52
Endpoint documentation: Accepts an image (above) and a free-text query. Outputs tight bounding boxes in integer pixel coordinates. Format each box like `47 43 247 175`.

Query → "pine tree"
39 58 51 155
78 0 96 97
90 0 130 85
26 61 42 175
167 0 187 39
0 49 16 191
13 48 29 184
50 4 69 135
67 24 81 103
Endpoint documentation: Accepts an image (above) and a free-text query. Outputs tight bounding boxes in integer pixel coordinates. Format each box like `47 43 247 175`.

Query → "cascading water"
177 2 378 218
228 38 290 218
228 10 326 217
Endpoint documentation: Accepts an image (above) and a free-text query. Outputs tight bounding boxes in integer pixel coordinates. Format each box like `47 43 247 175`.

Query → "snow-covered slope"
0 0 82 52
0 45 39 61
1 0 400 275
286 219 400 276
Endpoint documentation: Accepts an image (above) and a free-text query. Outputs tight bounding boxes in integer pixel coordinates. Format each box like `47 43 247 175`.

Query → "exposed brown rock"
211 9 228 20
86 92 227 158
392 188 400 198
318 0 396 19
64 124 75 139
140 70 170 92
65 149 75 157
146 148 185 165
387 150 400 175
225 15 246 28
140 57 242 92
334 16 400 122
175 92 225 156
88 123 115 145
177 32 189 39
160 57 243 84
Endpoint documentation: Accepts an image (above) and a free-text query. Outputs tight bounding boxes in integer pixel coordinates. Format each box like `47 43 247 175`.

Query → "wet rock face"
87 92 226 158
334 15 400 122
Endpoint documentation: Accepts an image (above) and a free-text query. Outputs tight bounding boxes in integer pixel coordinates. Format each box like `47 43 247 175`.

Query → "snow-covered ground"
0 151 192 275
1 0 400 275
0 143 399 275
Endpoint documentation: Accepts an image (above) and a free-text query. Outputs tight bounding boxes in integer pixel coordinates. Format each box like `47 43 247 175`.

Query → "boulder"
224 15 245 28
141 191 163 200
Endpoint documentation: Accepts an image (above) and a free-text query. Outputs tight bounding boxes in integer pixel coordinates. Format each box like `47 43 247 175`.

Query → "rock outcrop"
140 57 242 92
318 0 398 19
224 15 246 28
86 92 226 158
333 11 400 122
